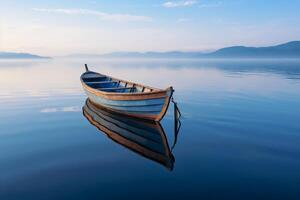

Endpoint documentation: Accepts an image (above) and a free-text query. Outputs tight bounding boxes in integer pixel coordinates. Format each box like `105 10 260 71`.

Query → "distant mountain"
0 52 51 59
65 41 300 59
209 41 300 58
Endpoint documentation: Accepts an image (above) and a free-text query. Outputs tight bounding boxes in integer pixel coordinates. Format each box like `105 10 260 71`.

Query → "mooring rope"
171 97 182 151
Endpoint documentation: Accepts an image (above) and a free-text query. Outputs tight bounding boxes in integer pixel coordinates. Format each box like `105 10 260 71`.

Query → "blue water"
1 59 300 199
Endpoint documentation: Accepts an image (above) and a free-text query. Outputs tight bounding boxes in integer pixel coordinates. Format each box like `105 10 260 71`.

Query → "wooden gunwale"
81 71 159 91
81 70 174 121
81 71 172 100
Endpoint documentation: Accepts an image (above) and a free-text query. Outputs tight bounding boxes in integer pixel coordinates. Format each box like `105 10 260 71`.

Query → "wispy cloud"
199 2 222 8
40 106 81 113
162 1 198 8
33 8 152 22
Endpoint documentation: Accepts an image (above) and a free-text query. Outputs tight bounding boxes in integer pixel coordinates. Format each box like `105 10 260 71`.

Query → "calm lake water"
1 59 300 199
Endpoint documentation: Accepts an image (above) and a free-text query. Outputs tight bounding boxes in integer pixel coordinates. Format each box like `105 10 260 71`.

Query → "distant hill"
209 41 300 58
66 41 300 59
0 52 51 59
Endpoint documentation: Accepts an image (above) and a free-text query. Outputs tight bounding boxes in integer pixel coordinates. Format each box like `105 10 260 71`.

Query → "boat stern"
154 86 174 121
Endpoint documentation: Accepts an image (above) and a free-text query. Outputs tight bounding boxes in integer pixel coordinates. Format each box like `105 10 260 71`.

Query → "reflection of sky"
1 59 300 199
40 106 81 113
1 59 300 100
2 58 300 127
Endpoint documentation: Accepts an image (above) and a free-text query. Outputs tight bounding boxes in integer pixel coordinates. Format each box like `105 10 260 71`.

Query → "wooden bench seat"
86 81 118 84
99 87 135 91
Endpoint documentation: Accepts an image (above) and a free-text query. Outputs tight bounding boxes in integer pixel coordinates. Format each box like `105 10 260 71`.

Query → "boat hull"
82 85 173 121
80 70 174 121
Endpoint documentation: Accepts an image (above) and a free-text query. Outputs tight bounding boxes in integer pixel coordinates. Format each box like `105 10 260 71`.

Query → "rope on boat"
171 97 181 151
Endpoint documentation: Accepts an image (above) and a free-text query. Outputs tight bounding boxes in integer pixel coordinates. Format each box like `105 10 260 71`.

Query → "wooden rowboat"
80 64 174 121
83 99 175 170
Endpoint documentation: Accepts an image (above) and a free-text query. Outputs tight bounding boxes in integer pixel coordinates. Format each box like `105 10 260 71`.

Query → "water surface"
1 59 300 199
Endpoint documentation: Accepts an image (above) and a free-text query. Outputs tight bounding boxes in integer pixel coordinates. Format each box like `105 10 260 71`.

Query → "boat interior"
82 72 157 93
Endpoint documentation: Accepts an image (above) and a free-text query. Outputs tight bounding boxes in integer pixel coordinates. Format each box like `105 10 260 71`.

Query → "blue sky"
1 0 299 56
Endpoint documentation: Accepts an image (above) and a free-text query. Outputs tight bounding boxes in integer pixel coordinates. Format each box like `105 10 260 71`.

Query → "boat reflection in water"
83 99 181 171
